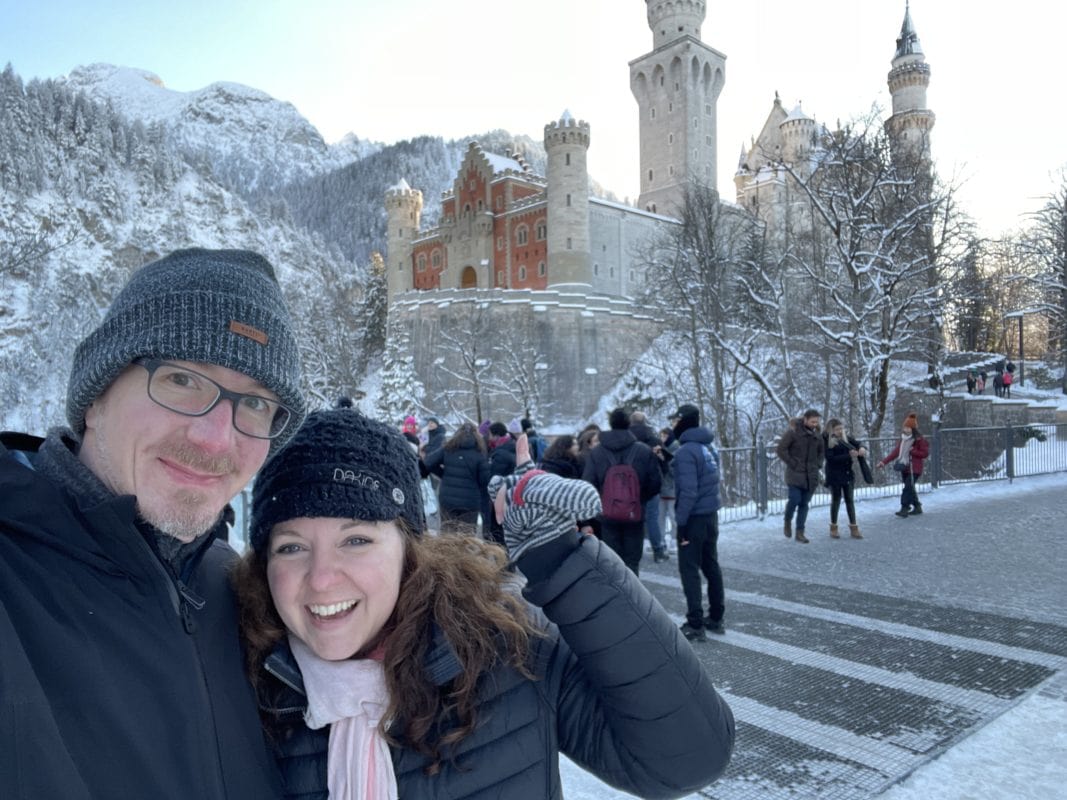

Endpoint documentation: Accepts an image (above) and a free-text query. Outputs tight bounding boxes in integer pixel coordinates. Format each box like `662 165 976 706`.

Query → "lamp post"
1003 308 1041 387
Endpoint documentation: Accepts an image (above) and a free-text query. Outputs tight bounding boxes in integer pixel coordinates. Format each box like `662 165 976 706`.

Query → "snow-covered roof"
389 177 411 192
783 103 811 123
560 109 574 123
483 152 524 174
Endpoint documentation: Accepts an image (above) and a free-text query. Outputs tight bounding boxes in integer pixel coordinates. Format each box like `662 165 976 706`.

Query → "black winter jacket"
581 429 662 505
824 434 864 488
0 432 282 800
488 437 517 478
424 441 491 515
256 531 734 799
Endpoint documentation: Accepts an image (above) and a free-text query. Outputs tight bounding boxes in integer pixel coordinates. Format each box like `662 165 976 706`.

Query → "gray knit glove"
487 468 601 562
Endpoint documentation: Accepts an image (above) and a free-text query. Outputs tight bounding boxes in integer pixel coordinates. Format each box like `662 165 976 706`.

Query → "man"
582 407 661 574
671 404 724 641
775 408 824 544
520 417 548 463
0 248 305 799
630 410 669 562
423 416 446 458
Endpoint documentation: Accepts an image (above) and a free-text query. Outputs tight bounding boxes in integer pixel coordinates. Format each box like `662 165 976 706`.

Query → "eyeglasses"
135 358 292 440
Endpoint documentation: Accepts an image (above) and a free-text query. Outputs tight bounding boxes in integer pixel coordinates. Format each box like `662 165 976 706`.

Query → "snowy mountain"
59 64 380 198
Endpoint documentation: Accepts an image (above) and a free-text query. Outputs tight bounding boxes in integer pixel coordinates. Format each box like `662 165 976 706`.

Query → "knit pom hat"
903 412 919 430
487 469 601 561
249 409 423 554
67 248 306 453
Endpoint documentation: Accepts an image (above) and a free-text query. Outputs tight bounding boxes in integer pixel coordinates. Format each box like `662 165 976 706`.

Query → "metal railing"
717 423 1067 524
229 423 1066 544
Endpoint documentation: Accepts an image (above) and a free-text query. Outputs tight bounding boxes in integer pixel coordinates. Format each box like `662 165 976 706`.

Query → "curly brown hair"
231 527 541 773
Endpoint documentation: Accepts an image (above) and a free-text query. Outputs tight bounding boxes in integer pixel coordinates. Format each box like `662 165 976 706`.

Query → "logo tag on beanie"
333 468 380 490
230 320 269 345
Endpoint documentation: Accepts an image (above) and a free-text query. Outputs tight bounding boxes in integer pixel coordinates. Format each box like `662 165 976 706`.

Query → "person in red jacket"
877 412 930 518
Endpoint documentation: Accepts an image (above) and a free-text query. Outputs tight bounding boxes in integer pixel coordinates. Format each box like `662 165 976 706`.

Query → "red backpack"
600 447 643 522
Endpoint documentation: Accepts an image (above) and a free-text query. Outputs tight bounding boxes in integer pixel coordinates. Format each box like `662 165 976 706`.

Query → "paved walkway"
635 474 1067 799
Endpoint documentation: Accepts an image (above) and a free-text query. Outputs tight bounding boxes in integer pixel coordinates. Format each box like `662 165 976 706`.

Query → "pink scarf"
289 636 398 800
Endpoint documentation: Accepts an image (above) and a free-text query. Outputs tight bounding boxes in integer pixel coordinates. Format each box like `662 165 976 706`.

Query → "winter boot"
795 529 810 543
849 524 863 539
784 518 793 539
910 502 923 515
830 523 840 539
895 507 910 518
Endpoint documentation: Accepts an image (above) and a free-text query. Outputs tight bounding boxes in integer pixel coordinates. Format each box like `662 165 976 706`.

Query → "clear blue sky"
3 0 1065 236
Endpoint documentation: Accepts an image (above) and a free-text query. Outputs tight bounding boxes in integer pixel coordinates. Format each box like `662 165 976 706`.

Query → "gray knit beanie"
249 409 424 555
67 248 306 453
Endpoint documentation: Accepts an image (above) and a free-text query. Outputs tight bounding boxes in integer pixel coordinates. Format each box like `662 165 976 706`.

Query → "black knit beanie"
672 403 701 437
249 409 424 554
67 248 306 454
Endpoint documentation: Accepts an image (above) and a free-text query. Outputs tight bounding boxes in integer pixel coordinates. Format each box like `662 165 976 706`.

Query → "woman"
823 418 865 539
423 421 491 532
539 434 581 479
234 410 734 800
575 426 600 471
877 412 930 518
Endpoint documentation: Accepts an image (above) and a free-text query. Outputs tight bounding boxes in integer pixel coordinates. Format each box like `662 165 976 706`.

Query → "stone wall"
392 287 662 425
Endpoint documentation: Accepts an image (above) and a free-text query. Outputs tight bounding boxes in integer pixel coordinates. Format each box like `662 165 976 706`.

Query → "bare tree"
1021 169 1067 392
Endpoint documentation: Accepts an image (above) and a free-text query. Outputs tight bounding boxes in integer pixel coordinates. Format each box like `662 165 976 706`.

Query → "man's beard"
137 440 237 542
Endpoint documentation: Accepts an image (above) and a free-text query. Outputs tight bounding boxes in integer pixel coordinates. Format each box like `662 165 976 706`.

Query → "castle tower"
384 178 423 300
779 103 816 168
885 2 935 161
630 0 726 215
544 111 591 287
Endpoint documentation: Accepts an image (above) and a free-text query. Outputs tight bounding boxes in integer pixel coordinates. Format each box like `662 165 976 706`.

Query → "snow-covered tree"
377 313 426 423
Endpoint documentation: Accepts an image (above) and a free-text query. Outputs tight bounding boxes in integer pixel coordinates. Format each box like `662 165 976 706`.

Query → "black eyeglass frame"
134 357 292 440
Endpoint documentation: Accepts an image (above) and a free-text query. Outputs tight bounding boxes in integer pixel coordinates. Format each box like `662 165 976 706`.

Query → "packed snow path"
627 476 1067 799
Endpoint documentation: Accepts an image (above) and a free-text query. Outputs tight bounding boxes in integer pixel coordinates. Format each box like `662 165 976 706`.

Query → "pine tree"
377 314 425 423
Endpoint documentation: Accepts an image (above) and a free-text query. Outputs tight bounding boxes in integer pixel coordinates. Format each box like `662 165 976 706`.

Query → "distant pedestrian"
877 412 930 518
576 426 600 472
671 404 725 641
658 426 679 544
582 408 661 574
402 415 419 439
993 372 1005 397
539 434 582 479
775 409 824 544
966 372 977 394
520 417 548 463
1002 369 1013 398
631 411 668 562
423 416 446 458
424 422 491 534
823 419 865 539
976 372 986 394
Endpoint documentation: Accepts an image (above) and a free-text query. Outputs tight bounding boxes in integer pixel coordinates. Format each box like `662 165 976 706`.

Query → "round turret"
384 179 423 299
543 112 591 288
646 0 706 49
779 104 817 164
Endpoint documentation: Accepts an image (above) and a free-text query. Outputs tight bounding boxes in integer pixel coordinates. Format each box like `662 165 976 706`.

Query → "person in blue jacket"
1 248 305 799
671 403 725 641
233 409 735 800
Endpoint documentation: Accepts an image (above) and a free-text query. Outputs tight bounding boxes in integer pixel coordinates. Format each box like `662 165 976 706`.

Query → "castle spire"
895 1 924 59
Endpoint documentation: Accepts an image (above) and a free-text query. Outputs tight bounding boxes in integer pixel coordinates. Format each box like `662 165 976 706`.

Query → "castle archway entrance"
460 266 478 288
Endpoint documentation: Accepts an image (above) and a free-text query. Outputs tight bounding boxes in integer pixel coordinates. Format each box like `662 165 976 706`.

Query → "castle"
384 1 934 424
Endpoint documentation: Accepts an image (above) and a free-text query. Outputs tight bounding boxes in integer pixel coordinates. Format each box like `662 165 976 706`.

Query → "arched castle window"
497 237 504 250
566 194 571 207
668 133 674 144
417 254 427 272
648 169 654 183
593 263 599 276
565 153 571 166
477 199 484 211
516 226 528 245
669 102 673 113
609 266 615 277
538 261 546 276
536 221 547 240
432 250 442 268
668 165 674 176
464 204 471 215
461 266 477 288
518 266 527 281
566 237 572 250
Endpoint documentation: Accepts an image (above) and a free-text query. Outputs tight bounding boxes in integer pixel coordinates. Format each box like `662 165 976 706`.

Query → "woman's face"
267 518 406 661
568 441 580 458
902 425 912 436
832 425 845 439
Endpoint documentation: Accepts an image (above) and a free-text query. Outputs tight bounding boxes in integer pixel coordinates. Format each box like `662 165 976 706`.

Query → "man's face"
80 359 274 542
804 415 821 431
